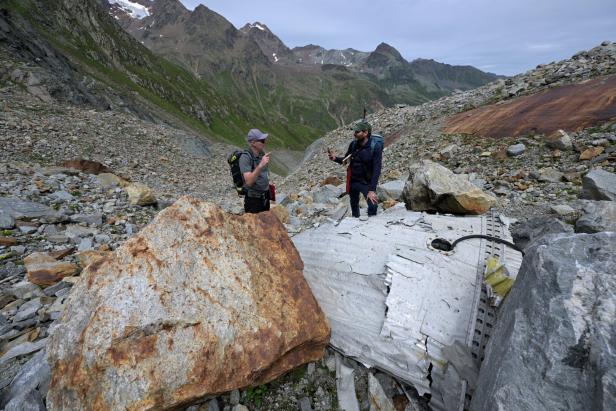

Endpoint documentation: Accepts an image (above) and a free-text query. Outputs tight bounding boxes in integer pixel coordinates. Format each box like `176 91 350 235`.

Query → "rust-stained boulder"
24 252 80 286
46 197 330 411
402 160 496 215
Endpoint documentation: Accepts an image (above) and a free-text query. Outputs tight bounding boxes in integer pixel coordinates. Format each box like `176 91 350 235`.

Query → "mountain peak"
365 42 406 69
373 42 404 60
240 21 291 63
240 22 271 33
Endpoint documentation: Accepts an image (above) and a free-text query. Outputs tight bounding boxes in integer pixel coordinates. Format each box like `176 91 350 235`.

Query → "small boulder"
24 252 79 286
580 169 616 200
506 143 526 157
0 197 60 222
377 180 405 201
0 209 15 229
579 146 605 161
0 236 17 246
125 182 156 206
545 129 573 150
97 173 128 188
511 216 574 250
537 167 565 183
320 176 342 187
575 201 616 233
312 185 342 204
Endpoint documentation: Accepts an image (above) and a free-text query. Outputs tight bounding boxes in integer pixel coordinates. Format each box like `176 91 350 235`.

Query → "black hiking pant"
349 181 377 218
244 191 270 214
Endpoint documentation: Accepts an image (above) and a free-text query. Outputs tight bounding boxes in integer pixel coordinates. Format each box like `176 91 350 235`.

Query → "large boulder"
46 197 330 411
580 169 616 200
575 201 616 233
402 160 496 214
471 232 616 411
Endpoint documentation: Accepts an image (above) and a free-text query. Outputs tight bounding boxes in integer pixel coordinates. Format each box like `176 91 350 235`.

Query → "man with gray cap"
240 128 271 213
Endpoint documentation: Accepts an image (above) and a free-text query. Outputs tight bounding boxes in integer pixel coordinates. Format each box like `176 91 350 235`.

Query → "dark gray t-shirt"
239 150 269 194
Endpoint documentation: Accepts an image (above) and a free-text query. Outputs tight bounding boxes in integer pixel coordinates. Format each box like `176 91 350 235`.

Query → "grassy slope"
2 0 274 148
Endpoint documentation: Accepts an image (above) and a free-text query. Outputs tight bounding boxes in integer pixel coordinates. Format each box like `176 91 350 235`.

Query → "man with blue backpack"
328 120 383 218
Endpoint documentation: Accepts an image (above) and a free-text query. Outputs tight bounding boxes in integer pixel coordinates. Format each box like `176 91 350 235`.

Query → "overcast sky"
180 0 616 76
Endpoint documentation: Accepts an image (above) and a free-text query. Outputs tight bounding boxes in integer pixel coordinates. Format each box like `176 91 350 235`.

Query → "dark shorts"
244 191 270 214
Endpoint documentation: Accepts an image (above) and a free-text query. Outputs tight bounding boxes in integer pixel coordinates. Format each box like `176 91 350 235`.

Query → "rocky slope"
282 41 616 221
1 41 615 411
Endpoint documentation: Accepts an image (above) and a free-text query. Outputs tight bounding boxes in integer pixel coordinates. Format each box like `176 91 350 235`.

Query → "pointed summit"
240 22 292 63
366 42 406 68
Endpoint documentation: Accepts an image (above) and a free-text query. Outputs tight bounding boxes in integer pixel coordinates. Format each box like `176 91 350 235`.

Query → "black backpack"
227 150 256 196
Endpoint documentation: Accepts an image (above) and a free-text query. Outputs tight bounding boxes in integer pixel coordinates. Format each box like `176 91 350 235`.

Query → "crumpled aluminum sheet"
292 204 522 411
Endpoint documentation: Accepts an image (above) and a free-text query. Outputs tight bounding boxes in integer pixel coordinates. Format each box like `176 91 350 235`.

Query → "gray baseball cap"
247 128 268 142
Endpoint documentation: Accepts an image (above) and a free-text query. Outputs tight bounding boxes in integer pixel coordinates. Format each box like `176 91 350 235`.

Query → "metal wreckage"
292 204 523 410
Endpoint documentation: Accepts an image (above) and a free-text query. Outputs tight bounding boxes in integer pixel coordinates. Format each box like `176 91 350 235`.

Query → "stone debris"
1 40 615 411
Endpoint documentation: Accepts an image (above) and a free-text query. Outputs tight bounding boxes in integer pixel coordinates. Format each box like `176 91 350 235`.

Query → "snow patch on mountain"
249 23 267 31
110 0 150 19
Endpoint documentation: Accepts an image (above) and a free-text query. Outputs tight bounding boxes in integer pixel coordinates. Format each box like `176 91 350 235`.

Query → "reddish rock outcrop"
62 159 111 175
444 75 616 137
46 197 330 411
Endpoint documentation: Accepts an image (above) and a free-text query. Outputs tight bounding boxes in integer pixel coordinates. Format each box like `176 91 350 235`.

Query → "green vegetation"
2 0 496 157
1 230 13 236
244 384 268 408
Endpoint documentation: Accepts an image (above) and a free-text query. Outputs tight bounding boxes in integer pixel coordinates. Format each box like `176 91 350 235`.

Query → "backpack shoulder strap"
369 135 384 156
243 150 258 171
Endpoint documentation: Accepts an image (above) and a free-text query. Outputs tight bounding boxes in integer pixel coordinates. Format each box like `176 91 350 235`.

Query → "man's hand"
259 152 270 168
367 191 378 204
327 148 336 161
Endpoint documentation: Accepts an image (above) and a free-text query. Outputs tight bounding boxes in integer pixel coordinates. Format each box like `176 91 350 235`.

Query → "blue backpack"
350 134 384 156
